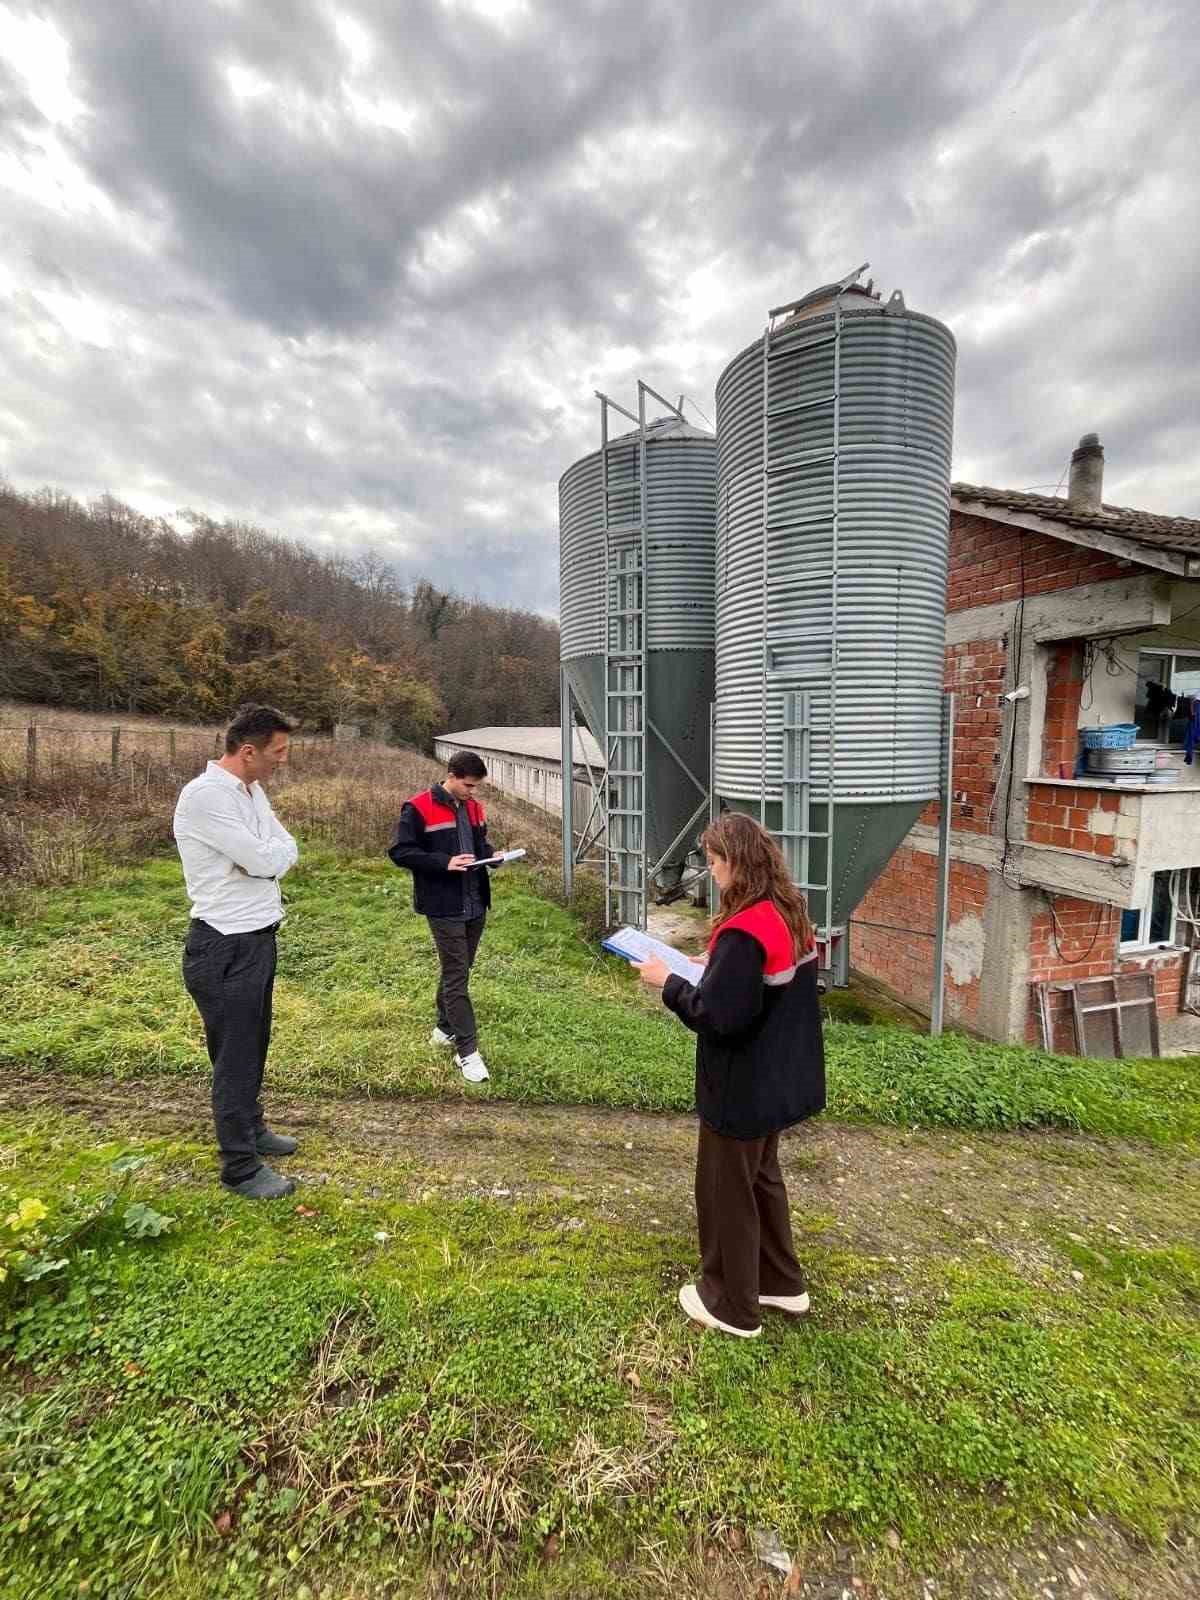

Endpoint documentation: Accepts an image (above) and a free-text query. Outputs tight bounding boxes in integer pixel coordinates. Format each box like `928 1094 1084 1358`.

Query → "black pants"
428 915 486 1056
182 919 278 1183
694 1121 806 1330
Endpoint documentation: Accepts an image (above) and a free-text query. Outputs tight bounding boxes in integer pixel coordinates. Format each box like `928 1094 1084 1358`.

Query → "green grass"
2 850 1199 1142
2 1113 1198 1600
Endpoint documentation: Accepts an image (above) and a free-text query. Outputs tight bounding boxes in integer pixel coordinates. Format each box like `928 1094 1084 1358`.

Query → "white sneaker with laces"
429 1026 454 1048
455 1050 490 1083
760 1290 811 1316
677 1282 760 1338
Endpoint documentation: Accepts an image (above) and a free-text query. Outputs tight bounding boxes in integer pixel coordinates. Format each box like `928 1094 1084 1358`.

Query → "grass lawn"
2 1107 1198 1600
3 847 1200 1598
3 850 1200 1141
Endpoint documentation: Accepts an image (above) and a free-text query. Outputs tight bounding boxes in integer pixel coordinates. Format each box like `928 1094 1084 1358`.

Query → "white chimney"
1068 433 1104 512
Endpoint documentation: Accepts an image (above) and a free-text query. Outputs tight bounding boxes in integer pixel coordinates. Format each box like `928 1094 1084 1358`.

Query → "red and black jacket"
387 786 497 918
662 899 825 1139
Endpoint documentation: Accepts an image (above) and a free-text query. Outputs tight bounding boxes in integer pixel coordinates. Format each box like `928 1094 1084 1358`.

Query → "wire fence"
0 720 334 788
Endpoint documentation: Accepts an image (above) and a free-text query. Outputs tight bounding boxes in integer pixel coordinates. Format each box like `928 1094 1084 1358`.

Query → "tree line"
0 483 560 747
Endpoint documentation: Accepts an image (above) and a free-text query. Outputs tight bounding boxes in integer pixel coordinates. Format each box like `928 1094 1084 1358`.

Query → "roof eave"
950 494 1189 578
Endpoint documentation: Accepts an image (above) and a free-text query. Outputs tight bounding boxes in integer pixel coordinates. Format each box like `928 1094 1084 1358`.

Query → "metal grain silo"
559 386 716 927
714 266 956 960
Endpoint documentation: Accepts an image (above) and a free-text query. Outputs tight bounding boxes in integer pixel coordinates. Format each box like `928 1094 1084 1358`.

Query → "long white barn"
433 726 604 819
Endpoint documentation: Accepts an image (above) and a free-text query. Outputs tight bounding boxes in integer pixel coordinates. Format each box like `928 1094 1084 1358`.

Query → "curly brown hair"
701 812 815 956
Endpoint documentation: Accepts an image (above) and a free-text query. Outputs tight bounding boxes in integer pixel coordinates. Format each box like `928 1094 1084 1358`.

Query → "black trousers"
182 919 278 1183
694 1121 806 1330
428 915 486 1056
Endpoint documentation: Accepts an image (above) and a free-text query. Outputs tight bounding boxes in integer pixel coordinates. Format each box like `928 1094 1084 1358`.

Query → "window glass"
1123 871 1177 948
1134 653 1170 738
1167 656 1200 744
1137 653 1200 744
1149 870 1174 945
1172 655 1200 697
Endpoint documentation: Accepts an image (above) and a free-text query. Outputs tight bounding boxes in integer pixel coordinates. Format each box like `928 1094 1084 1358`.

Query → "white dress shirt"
173 761 299 934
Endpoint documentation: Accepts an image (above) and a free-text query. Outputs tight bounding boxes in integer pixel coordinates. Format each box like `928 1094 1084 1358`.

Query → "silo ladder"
596 388 649 930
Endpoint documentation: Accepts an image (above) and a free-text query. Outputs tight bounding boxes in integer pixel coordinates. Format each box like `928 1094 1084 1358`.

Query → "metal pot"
1087 746 1158 774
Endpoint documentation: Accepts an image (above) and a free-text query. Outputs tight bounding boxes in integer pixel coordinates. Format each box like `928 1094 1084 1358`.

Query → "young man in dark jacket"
387 750 501 1083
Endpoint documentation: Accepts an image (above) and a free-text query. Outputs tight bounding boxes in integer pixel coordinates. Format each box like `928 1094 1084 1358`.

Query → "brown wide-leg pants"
694 1120 806 1330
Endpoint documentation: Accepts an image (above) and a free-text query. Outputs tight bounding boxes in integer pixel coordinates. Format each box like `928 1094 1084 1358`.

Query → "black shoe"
255 1129 298 1156
222 1165 296 1200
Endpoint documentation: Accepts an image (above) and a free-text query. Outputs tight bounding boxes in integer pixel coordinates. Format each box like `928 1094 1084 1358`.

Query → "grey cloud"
55 0 674 336
1 0 1197 629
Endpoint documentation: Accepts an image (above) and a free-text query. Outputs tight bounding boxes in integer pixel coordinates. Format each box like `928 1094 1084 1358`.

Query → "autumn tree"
0 480 559 747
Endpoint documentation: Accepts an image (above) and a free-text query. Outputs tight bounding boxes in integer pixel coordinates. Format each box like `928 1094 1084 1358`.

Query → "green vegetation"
1 479 560 735
3 851 1199 1143
4 836 1199 1594
2 1111 1198 1600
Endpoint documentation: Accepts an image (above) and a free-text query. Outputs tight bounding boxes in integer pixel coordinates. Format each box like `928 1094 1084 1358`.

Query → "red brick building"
850 437 1200 1049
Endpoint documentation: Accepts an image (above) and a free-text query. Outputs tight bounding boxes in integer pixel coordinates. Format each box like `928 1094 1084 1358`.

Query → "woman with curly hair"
635 812 825 1338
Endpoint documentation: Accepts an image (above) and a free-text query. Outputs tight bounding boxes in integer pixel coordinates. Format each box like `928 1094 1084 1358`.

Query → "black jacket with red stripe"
387 786 497 918
662 899 825 1139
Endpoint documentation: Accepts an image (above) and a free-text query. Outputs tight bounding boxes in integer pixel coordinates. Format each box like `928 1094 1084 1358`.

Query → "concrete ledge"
903 822 1003 867
1016 843 1134 906
945 574 1174 646
1118 945 1188 964
1026 776 1200 795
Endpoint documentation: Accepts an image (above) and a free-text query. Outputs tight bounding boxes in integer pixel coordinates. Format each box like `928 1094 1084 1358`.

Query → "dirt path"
4 1072 1198 1600
7 1071 1197 1266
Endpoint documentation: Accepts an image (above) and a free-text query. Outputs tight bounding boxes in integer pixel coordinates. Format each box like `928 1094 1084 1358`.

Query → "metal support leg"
931 690 956 1036
561 665 574 898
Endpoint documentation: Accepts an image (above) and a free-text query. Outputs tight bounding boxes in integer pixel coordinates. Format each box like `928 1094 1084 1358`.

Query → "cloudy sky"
1 0 1197 615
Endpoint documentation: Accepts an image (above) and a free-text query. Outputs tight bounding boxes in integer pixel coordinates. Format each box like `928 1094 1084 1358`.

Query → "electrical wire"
985 734 1013 828
1171 868 1200 931
681 395 715 430
997 530 1027 888
1079 637 1136 715
1043 891 1108 965
850 918 935 940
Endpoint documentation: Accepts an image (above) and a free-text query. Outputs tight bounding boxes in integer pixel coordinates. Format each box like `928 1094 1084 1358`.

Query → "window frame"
1135 648 1200 744
1119 868 1179 952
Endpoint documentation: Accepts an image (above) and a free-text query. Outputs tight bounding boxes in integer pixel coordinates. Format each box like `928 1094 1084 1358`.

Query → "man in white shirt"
173 705 300 1199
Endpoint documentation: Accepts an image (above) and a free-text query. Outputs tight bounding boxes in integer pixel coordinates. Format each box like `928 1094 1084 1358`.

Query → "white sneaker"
678 1282 760 1338
429 1026 454 1048
455 1050 490 1084
760 1290 811 1316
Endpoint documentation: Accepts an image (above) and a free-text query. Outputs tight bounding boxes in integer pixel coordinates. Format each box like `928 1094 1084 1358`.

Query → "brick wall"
852 836 1187 1050
948 513 1130 613
1041 642 1085 777
846 509 1187 1049
1026 896 1185 1048
1025 782 1120 857
923 638 1008 834
851 848 989 1028
1029 896 1122 986
1120 950 1187 1015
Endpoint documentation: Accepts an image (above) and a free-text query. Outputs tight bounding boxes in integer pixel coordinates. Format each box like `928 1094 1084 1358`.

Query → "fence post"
111 726 121 770
26 724 37 787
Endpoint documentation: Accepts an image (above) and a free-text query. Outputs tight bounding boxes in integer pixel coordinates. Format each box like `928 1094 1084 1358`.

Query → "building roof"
951 482 1200 575
435 725 604 767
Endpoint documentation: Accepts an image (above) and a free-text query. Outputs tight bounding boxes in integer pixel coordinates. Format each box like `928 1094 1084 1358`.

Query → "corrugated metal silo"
559 398 716 925
714 267 956 944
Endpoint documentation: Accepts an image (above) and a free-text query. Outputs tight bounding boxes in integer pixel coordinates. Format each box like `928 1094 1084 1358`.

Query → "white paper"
470 848 527 867
603 926 706 985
